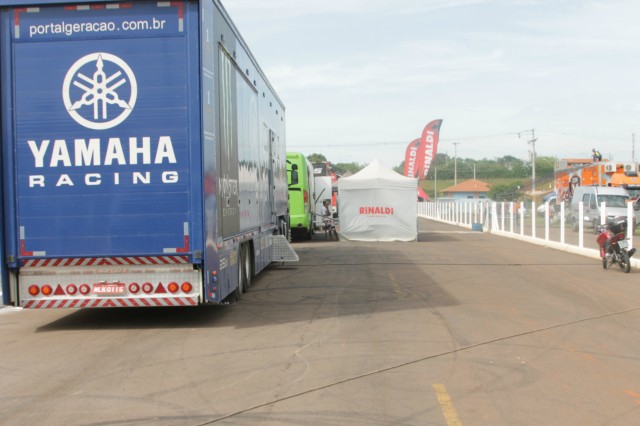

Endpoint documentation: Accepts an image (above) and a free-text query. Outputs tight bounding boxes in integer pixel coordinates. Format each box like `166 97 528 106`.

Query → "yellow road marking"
387 272 402 296
433 383 462 426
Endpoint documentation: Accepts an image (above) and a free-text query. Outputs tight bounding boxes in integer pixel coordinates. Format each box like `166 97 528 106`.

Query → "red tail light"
181 282 193 293
167 282 179 293
79 284 90 295
142 283 153 294
41 285 53 296
28 285 39 296
66 284 78 295
304 190 309 203
129 283 140 294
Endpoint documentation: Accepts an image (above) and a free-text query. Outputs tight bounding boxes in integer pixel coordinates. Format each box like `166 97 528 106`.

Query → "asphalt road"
2 218 640 425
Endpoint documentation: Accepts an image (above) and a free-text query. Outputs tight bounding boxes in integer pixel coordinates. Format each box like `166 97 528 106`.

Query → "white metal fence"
418 200 639 269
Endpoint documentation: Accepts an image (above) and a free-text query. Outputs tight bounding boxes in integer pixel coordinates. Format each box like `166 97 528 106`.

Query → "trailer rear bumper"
18 262 202 308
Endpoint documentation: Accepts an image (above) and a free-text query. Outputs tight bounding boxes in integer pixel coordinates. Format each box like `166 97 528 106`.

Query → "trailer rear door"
4 1 199 260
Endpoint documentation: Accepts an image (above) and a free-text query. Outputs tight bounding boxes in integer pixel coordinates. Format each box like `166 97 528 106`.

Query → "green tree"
306 153 327 163
333 162 363 175
488 182 521 201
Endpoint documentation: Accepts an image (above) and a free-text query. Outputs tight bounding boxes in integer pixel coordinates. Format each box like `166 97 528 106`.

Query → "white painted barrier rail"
418 200 639 269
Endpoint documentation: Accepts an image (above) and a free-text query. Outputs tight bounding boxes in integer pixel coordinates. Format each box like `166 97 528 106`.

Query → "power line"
287 131 522 149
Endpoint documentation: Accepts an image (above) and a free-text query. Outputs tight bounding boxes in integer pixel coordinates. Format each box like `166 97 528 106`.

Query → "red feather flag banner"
403 138 421 178
417 119 443 179
403 119 443 179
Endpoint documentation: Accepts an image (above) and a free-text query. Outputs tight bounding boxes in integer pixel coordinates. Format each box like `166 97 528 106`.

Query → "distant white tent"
337 159 417 241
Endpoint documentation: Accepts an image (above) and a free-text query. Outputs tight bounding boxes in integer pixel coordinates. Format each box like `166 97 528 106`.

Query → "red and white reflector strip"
164 222 190 253
22 296 198 309
23 256 189 268
63 3 133 11
157 1 184 32
13 7 39 39
20 226 46 257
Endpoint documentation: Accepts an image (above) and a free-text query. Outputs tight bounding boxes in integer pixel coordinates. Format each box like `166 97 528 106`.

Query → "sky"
220 0 640 169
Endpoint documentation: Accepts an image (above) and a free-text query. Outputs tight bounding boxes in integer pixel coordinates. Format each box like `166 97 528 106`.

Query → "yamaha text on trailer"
0 0 298 308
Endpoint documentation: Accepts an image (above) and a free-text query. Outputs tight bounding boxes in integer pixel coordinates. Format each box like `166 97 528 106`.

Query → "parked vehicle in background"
596 216 636 273
555 158 640 203
537 196 558 216
570 186 631 232
287 152 315 240
0 0 296 308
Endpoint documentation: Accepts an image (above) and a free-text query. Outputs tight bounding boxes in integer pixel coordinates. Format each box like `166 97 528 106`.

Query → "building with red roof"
440 179 491 201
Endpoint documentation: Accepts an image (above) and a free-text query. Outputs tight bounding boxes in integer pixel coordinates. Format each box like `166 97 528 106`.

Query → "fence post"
509 202 514 233
628 202 634 248
578 202 584 248
544 202 550 241
560 202 565 245
531 201 536 239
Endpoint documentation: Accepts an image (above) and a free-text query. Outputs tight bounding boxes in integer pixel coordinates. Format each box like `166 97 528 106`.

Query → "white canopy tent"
337 159 418 241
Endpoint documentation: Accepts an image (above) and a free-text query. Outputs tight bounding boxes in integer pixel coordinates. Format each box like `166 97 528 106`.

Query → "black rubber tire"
602 257 608 269
618 250 631 273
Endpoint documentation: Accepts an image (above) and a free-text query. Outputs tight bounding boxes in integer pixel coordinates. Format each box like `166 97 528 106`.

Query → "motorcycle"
596 216 636 273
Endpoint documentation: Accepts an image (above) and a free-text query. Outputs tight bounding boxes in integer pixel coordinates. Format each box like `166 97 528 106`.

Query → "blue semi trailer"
0 0 297 308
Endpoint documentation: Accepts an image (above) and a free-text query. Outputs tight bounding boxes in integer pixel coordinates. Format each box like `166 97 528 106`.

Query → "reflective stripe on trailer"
63 3 133 11
13 7 40 39
22 256 190 267
21 297 198 309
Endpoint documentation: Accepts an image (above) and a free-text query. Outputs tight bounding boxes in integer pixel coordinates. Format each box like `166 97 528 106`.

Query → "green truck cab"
287 152 315 239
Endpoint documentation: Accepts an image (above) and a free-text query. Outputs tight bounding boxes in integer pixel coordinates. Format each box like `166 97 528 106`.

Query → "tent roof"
338 159 417 190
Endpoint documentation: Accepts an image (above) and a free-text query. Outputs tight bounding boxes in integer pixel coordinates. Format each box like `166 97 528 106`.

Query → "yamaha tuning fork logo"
62 52 138 130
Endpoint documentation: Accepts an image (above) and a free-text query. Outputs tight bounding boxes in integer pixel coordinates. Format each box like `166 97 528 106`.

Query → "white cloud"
222 0 640 165
222 0 490 21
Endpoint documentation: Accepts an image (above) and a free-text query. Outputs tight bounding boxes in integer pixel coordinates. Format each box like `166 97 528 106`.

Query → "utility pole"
633 133 636 163
434 167 437 201
453 142 460 186
519 129 536 192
